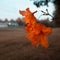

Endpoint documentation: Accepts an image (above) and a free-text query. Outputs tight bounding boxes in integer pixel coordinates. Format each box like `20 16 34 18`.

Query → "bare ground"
0 27 60 60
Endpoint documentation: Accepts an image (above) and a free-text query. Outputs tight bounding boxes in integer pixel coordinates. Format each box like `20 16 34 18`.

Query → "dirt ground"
0 27 60 60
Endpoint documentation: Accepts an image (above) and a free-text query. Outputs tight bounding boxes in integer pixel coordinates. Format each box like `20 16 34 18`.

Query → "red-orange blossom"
19 8 52 48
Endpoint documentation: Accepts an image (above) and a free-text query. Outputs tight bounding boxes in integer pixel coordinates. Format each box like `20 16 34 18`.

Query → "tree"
4 18 8 22
0 19 3 22
31 0 50 7
16 18 24 26
53 0 60 27
10 19 15 22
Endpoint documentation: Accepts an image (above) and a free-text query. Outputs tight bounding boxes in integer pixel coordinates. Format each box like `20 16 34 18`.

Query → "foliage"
19 8 52 48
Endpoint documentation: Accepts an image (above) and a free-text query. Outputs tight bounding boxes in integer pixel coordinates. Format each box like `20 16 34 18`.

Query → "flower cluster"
19 8 52 48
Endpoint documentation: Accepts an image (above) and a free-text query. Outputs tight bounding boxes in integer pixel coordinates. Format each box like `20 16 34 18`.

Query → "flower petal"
40 35 49 48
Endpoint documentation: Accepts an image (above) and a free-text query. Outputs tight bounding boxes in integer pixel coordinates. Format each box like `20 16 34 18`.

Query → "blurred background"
0 0 60 27
0 0 60 60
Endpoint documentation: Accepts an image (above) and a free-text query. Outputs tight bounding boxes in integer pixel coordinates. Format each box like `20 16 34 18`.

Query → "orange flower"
26 23 52 48
19 8 52 48
19 8 37 24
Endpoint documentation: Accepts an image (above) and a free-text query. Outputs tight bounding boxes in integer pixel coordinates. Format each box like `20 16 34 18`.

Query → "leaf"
40 35 49 48
20 8 52 48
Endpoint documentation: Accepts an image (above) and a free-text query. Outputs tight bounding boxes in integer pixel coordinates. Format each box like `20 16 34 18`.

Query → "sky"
0 0 55 21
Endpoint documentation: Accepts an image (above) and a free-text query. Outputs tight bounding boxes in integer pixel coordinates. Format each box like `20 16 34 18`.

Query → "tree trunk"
54 0 60 27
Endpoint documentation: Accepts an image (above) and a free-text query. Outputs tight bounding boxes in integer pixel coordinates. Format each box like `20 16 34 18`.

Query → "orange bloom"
19 8 37 24
19 8 52 48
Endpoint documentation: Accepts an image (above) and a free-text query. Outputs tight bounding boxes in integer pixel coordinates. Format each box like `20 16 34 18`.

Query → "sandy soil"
0 27 60 60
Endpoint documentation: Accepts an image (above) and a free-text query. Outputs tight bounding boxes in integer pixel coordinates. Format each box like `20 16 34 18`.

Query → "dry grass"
0 27 60 60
